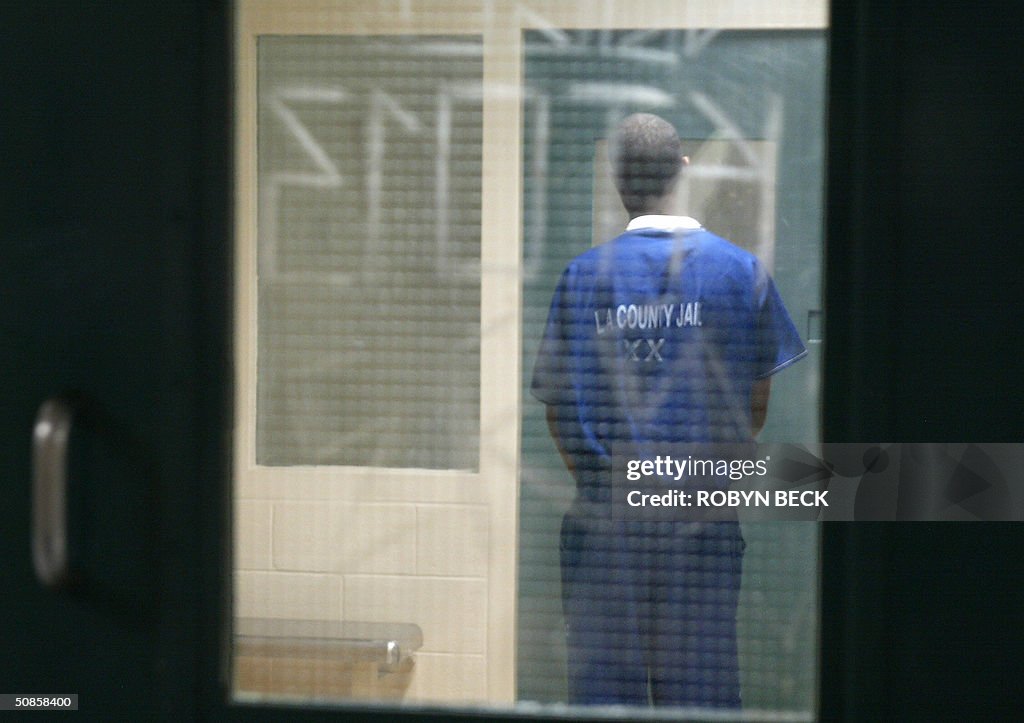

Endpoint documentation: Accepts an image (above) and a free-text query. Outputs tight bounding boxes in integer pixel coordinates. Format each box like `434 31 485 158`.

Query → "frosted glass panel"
255 36 482 469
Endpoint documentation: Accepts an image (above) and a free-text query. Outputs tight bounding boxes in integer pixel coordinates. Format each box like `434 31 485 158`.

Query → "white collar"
626 215 702 233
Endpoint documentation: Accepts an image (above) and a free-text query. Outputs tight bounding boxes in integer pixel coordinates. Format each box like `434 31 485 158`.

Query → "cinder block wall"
235 497 490 702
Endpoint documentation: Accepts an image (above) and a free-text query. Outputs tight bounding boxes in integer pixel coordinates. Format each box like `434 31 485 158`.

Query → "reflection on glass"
234 2 825 718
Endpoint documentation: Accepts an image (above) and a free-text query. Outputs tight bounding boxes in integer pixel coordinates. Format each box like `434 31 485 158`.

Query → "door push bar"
32 396 75 590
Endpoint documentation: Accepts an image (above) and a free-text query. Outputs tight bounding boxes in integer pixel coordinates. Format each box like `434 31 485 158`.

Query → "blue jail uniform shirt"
531 219 807 501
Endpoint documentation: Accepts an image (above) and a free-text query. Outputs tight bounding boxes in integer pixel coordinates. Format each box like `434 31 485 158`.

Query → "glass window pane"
233 2 826 718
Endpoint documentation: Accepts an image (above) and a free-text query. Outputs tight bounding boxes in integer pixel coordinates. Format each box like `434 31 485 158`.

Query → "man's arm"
545 404 576 476
751 377 772 437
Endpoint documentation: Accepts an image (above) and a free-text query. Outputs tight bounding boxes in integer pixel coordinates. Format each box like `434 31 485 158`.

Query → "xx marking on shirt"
623 338 665 362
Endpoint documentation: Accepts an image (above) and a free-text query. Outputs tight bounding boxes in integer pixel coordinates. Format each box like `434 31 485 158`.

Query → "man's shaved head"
611 113 684 215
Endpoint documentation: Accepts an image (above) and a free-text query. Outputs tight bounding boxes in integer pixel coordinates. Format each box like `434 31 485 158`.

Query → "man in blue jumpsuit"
531 113 806 707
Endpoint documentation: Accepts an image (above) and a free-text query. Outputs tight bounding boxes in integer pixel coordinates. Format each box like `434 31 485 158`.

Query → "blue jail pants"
559 513 745 707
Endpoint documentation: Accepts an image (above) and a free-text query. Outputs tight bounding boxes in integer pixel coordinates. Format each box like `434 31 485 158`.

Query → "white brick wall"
234 495 490 702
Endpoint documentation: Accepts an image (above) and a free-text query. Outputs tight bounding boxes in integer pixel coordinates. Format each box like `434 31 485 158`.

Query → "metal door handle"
32 396 75 590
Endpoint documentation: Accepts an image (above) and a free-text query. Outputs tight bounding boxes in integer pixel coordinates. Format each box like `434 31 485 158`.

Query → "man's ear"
681 155 691 166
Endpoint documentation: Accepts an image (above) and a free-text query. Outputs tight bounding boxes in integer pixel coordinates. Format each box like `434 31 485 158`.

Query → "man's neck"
629 207 668 220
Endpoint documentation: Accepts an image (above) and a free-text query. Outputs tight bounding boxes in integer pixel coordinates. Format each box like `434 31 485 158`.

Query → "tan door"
232 2 522 704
